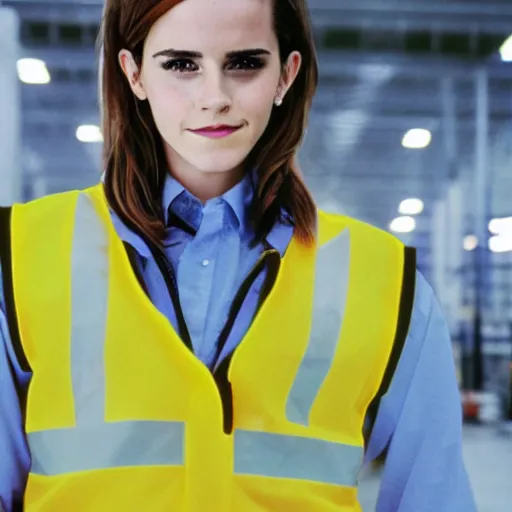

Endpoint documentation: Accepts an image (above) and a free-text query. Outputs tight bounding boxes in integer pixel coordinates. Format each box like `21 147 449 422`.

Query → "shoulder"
6 187 102 233
412 271 437 322
398 270 448 385
0 261 4 311
408 272 451 363
317 209 406 253
318 209 401 239
13 188 85 213
317 210 439 353
399 270 452 385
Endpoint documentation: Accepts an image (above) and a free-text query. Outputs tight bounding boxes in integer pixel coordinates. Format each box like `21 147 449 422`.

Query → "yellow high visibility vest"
3 184 414 511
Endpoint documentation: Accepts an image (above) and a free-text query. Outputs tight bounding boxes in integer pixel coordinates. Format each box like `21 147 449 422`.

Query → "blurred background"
1 0 511 510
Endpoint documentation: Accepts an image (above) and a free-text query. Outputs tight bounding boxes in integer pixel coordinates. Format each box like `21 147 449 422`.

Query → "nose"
197 71 232 114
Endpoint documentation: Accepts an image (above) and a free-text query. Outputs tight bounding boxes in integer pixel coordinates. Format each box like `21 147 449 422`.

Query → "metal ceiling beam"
306 175 441 192
8 0 511 15
21 83 99 115
19 47 100 72
309 164 443 178
22 109 100 128
312 11 512 34
319 51 512 79
4 1 102 23
8 4 512 35
312 103 512 125
310 0 512 17
314 82 512 107
310 0 512 42
320 192 440 205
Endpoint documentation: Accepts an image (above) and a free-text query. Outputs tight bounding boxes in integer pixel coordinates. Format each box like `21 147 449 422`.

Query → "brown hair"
99 0 318 247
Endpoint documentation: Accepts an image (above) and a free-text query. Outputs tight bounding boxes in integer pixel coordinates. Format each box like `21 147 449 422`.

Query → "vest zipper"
127 240 281 435
150 243 280 363
212 248 281 434
211 249 280 368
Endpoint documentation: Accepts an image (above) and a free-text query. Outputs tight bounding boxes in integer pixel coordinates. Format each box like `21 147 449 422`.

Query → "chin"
187 152 249 175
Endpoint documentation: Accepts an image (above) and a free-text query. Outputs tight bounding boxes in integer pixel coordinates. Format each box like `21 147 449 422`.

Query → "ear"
118 49 147 100
276 51 302 102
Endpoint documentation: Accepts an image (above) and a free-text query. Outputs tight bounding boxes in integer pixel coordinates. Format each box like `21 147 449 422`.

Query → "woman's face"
120 0 301 184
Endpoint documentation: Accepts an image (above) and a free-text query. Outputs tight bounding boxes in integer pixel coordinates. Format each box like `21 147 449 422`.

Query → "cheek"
144 78 190 130
236 78 275 114
238 87 275 137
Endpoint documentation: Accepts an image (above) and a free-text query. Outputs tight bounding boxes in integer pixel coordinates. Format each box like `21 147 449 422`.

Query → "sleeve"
366 271 477 512
0 263 31 511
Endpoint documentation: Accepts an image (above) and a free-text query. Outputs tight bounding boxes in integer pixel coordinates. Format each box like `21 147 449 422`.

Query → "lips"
189 123 243 139
192 124 242 132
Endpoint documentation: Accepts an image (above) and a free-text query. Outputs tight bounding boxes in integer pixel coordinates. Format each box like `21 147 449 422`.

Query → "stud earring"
274 96 283 107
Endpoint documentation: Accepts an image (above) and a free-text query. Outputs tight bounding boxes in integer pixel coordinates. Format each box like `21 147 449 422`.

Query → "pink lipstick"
189 124 242 139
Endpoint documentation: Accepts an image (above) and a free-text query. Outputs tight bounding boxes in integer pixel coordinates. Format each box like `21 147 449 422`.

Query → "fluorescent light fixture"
463 235 478 251
358 63 394 84
499 35 512 62
488 217 512 235
399 198 424 215
389 216 416 234
489 235 512 253
402 129 432 149
17 58 51 85
76 124 103 143
330 109 367 127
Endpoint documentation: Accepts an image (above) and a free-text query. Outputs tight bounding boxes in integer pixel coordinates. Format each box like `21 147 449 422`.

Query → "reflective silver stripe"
234 430 362 487
71 192 109 424
286 229 351 426
30 421 185 475
28 193 185 476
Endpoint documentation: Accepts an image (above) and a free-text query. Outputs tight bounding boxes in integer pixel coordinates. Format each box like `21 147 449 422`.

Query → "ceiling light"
76 125 103 143
331 109 367 126
489 235 512 253
17 58 51 85
488 217 512 235
389 216 416 234
399 198 424 215
463 235 478 251
499 35 512 62
358 63 394 84
402 129 432 149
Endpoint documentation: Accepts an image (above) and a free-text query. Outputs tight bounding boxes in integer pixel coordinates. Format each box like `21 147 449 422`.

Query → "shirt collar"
219 171 253 232
162 175 186 226
110 170 293 258
162 171 254 233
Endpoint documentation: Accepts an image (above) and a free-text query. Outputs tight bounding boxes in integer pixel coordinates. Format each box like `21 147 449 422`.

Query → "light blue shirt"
0 173 476 511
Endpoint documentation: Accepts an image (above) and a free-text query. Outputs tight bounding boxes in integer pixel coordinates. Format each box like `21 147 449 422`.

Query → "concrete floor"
358 425 512 511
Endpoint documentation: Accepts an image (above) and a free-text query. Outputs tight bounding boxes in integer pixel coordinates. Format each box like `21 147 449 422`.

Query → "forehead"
147 0 277 52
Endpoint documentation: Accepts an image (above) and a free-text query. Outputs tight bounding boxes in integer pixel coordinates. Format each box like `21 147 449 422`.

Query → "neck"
166 150 245 203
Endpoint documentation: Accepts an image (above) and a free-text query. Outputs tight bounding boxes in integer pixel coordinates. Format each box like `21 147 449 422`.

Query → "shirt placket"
177 201 224 357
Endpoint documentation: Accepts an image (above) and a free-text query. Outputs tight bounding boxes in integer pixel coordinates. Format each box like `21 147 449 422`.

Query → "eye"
227 56 265 71
161 59 198 74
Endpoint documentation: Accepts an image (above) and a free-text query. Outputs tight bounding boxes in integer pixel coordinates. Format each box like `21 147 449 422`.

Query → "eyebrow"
152 48 271 59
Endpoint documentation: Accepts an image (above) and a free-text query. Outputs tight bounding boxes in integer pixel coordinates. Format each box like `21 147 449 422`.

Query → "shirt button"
201 259 210 267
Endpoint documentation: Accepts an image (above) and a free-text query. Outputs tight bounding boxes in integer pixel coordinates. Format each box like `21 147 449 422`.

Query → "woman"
0 0 476 510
